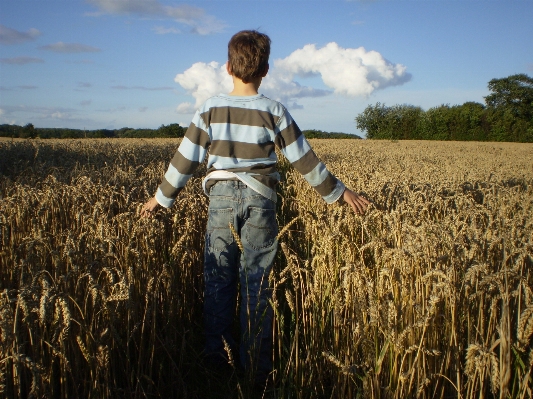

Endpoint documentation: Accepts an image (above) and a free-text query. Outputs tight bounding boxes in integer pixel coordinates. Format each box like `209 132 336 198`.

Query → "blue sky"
1 0 532 136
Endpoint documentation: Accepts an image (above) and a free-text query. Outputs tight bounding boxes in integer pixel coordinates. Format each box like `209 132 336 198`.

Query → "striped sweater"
155 94 346 207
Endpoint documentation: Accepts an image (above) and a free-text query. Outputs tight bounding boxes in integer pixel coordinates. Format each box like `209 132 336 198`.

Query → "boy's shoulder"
200 94 287 117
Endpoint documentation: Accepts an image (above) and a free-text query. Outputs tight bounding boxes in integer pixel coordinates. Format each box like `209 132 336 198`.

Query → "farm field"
1 138 532 398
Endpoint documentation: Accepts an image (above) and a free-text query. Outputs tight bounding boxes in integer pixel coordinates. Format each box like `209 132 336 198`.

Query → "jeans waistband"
207 176 277 203
211 180 248 189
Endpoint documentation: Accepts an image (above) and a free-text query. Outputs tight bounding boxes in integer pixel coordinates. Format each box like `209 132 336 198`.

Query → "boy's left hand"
342 188 370 215
141 197 160 218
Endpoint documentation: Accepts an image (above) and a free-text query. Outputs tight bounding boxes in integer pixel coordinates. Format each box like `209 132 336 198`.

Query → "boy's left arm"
341 188 370 215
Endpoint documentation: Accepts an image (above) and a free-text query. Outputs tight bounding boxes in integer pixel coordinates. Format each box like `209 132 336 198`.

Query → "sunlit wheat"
1 138 532 398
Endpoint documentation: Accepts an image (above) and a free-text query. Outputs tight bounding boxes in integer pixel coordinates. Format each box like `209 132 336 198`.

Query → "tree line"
0 124 361 140
302 130 361 139
355 74 533 142
0 123 186 139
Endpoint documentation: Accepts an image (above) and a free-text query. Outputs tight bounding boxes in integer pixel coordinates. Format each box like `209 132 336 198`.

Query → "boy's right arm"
140 197 160 218
156 113 210 205
141 111 210 217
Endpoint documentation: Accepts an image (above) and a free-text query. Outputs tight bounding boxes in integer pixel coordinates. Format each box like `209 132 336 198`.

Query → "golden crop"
1 138 532 399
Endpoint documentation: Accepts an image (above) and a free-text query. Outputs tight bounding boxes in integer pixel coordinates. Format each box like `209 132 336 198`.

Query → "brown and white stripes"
155 94 345 207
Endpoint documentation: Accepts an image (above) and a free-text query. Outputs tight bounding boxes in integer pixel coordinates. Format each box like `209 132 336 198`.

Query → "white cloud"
40 110 88 123
275 42 411 97
0 104 103 128
51 112 67 119
173 42 411 113
0 85 38 91
67 59 95 65
0 25 41 45
0 104 81 122
261 70 330 106
153 26 181 35
0 56 44 65
87 0 226 35
87 0 164 15
174 62 233 112
111 85 173 91
176 102 196 114
186 14 226 36
97 106 127 113
174 61 329 113
40 42 101 53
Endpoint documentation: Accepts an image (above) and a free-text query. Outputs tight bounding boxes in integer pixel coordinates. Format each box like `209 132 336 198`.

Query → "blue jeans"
203 180 278 380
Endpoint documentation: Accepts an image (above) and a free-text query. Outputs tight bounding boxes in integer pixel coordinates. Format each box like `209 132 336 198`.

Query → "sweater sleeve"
274 109 345 204
155 111 210 208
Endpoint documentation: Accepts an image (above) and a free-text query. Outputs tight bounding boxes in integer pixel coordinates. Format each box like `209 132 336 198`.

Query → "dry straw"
1 138 532 398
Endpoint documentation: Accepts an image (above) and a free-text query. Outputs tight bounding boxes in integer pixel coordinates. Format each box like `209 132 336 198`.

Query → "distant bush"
0 124 359 140
355 74 533 142
0 123 186 139
302 129 361 139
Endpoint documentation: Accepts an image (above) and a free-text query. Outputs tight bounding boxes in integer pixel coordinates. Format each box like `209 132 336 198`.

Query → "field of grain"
1 138 532 399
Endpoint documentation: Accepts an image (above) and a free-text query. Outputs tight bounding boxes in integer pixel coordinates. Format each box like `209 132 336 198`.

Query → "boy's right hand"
342 188 370 215
140 197 161 218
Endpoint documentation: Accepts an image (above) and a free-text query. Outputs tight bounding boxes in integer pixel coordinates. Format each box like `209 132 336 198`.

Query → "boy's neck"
229 75 262 96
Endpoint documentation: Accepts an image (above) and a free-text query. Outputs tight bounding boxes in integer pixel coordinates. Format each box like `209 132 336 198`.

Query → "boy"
141 30 370 386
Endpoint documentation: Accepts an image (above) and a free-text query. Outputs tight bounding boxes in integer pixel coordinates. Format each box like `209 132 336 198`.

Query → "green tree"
20 123 36 139
157 123 185 138
456 102 486 141
356 103 423 139
390 104 423 140
484 74 533 121
486 107 533 142
355 103 391 139
0 124 22 137
117 127 134 138
417 105 452 140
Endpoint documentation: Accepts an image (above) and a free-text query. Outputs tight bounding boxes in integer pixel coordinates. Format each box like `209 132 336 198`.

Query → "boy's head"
228 30 270 83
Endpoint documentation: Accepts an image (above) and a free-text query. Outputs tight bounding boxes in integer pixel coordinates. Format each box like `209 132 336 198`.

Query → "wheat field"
1 138 532 399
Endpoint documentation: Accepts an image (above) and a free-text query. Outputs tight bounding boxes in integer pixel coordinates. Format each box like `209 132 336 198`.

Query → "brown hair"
228 30 271 83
